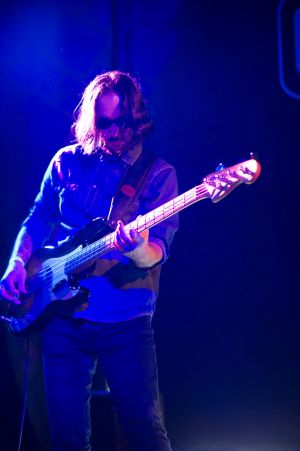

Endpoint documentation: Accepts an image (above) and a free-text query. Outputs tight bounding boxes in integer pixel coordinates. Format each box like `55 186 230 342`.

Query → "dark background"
0 1 299 450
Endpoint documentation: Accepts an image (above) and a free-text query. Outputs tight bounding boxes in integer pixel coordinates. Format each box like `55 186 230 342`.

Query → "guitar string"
25 186 209 292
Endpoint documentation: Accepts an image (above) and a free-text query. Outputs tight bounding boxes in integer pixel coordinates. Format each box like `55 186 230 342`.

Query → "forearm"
9 227 34 265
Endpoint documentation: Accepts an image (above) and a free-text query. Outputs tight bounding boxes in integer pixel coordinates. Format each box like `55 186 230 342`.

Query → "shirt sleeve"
21 153 61 251
142 165 179 262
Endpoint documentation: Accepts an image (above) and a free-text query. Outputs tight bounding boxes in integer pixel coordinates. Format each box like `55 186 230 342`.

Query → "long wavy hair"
72 71 153 154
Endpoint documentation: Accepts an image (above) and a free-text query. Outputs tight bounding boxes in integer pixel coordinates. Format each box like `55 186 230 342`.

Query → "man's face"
95 90 133 156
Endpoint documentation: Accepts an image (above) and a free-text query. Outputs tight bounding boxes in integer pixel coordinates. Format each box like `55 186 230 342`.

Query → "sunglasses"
96 116 132 130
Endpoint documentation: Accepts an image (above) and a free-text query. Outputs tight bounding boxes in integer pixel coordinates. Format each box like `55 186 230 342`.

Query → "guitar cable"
16 336 30 451
0 312 30 451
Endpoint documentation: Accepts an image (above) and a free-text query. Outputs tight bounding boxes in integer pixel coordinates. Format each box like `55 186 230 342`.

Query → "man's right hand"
0 261 27 304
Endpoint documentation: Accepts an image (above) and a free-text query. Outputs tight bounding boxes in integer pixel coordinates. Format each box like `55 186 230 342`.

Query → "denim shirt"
22 144 179 322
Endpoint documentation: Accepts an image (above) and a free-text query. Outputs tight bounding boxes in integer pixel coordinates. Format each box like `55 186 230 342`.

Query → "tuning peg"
250 152 259 160
215 163 225 172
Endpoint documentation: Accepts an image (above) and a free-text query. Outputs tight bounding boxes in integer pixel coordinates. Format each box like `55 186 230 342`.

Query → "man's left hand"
114 220 147 253
113 220 163 268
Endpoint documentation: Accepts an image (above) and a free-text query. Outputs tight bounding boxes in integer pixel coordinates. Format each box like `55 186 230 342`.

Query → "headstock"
203 155 261 203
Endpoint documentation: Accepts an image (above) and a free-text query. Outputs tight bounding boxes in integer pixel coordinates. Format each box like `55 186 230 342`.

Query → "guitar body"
8 218 111 336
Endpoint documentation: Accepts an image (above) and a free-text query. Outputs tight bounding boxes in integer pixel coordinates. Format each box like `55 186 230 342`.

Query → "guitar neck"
128 183 208 234
67 183 209 271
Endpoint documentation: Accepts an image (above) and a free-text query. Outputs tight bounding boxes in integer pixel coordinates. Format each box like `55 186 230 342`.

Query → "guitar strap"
74 150 158 308
108 151 157 225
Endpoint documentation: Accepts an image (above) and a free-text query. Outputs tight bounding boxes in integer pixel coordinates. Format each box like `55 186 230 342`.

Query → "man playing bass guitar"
0 70 179 451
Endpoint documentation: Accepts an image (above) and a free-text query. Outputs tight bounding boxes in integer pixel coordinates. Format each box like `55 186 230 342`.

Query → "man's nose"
107 123 119 137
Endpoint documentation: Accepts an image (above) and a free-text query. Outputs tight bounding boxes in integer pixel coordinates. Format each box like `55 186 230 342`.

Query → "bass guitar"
1 156 261 335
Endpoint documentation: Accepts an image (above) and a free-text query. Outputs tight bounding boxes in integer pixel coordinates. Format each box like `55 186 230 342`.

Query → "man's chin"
106 143 125 156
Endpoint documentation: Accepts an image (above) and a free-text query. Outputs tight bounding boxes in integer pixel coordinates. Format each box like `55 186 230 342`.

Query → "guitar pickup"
52 279 72 297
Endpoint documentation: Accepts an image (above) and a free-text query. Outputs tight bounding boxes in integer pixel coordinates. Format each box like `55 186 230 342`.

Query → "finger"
116 222 136 248
117 221 132 242
0 285 21 303
18 275 27 294
115 236 136 252
129 229 143 244
113 225 127 251
114 225 138 252
140 229 149 240
5 280 19 297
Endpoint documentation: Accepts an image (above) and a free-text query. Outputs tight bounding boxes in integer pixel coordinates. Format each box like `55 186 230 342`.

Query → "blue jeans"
42 315 172 451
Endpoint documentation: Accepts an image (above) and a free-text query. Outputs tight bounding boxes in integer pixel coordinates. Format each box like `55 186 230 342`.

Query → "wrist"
130 241 163 268
9 255 26 267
